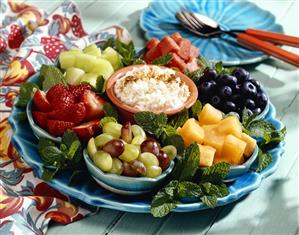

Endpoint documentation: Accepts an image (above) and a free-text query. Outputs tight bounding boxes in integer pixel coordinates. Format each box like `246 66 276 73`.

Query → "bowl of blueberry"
197 67 269 120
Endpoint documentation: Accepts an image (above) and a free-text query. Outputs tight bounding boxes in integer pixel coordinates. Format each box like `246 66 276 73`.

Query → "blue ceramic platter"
9 73 285 213
140 0 283 66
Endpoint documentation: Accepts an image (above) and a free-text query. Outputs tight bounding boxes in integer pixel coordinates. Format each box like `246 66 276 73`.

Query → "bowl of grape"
84 119 176 195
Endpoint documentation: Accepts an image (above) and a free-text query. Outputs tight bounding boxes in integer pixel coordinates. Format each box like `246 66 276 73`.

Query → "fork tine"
181 11 203 31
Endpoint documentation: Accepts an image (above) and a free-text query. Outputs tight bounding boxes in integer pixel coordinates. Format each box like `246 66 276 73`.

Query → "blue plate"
140 0 283 66
8 74 285 213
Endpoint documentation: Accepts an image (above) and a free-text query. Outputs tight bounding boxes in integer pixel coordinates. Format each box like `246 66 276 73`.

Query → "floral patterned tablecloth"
0 1 131 234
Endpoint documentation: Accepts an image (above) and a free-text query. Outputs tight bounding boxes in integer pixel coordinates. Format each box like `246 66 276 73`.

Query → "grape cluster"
87 121 177 178
197 68 268 118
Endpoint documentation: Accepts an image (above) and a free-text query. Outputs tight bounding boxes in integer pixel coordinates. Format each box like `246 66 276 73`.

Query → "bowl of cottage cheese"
106 65 198 121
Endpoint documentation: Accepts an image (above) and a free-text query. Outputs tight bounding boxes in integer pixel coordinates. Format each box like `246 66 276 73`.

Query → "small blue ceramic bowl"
26 98 61 142
83 149 175 195
225 145 259 182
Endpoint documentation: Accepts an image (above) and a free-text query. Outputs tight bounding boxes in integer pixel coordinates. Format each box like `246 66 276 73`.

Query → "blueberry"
223 101 236 113
242 81 257 97
231 94 243 106
211 95 221 107
253 107 261 114
204 69 217 80
245 99 255 109
251 79 261 90
256 92 268 108
220 86 232 98
233 68 250 83
218 74 237 86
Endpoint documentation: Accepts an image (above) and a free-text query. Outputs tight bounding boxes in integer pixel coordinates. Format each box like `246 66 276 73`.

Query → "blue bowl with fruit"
84 119 177 195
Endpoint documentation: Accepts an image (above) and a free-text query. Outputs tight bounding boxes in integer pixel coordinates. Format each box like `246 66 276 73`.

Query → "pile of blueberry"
197 68 268 118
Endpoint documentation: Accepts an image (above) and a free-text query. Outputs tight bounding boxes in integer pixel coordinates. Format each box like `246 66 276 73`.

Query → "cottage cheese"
114 65 190 112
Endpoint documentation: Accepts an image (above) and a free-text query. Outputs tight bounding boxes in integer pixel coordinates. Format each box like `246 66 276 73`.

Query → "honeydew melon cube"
69 48 82 54
80 73 98 87
102 47 123 70
84 44 102 57
59 52 76 69
75 54 97 73
92 58 114 79
83 44 98 53
65 67 85 85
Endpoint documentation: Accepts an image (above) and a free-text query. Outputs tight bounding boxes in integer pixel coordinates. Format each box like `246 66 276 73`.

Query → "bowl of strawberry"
27 83 106 141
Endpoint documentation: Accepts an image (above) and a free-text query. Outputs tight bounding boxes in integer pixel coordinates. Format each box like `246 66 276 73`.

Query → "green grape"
94 133 114 148
87 137 97 159
132 125 146 138
93 151 113 172
103 122 122 138
131 135 146 145
145 166 162 178
138 152 159 168
119 144 140 162
109 158 123 175
161 145 177 161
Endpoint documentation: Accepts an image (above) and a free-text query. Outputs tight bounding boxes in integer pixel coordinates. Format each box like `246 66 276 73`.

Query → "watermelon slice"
177 39 192 61
158 36 180 54
146 38 160 49
190 45 199 58
170 32 183 44
167 53 186 72
186 57 199 72
144 45 161 63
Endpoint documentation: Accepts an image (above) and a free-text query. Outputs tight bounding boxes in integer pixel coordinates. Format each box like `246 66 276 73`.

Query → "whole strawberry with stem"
8 24 25 49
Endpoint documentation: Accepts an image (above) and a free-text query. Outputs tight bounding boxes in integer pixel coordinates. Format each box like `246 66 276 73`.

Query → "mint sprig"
15 82 39 107
152 53 172 66
40 64 66 91
38 130 83 181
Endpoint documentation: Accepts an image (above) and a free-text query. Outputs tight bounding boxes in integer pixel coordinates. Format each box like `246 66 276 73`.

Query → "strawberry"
72 120 100 140
0 36 7 53
47 120 75 137
68 84 91 101
32 111 48 129
80 90 106 121
71 15 87 38
46 84 75 109
8 24 24 49
33 89 52 112
48 102 86 124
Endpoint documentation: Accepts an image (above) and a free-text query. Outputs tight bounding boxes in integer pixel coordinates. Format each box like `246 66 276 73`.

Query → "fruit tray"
9 71 285 213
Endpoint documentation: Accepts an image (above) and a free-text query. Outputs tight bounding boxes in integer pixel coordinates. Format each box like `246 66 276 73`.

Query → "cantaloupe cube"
217 134 246 165
216 116 242 138
198 144 216 167
241 133 256 157
180 118 204 146
198 103 223 125
202 125 225 159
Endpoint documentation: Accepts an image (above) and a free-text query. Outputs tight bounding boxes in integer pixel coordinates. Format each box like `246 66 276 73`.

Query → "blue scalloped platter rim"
8 73 285 213
139 0 284 66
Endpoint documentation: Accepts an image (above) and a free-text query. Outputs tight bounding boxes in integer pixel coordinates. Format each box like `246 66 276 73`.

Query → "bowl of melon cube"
177 103 258 181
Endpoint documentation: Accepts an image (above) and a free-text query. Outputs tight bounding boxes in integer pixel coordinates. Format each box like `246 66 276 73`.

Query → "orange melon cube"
216 116 242 138
216 134 246 165
179 118 204 146
198 103 223 125
241 133 257 157
202 126 225 159
198 144 216 167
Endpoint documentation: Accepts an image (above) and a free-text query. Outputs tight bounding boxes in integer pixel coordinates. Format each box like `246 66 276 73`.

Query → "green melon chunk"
85 49 102 58
80 73 98 87
65 67 85 85
83 44 98 53
102 47 123 70
75 54 97 73
59 52 76 69
92 58 114 79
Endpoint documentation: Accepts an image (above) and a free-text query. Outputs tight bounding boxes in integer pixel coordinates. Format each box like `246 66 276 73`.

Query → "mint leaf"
190 100 202 119
134 112 167 138
256 148 272 172
200 195 217 208
100 116 117 127
67 140 81 160
39 146 65 166
214 61 223 74
152 53 172 66
179 143 200 181
163 125 177 137
151 180 179 217
177 181 202 198
200 182 229 197
40 65 66 91
62 130 79 148
133 58 145 65
103 103 118 120
15 82 39 107
201 162 230 184
168 108 189 129
41 167 59 181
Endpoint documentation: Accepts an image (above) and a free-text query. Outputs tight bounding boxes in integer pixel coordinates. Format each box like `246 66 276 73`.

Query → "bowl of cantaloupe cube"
177 103 258 181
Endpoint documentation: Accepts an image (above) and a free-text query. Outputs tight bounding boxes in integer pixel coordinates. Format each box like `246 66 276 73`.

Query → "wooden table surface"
26 1 299 234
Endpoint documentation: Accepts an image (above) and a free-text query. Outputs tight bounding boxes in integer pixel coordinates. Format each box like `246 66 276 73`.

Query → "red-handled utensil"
176 11 299 67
